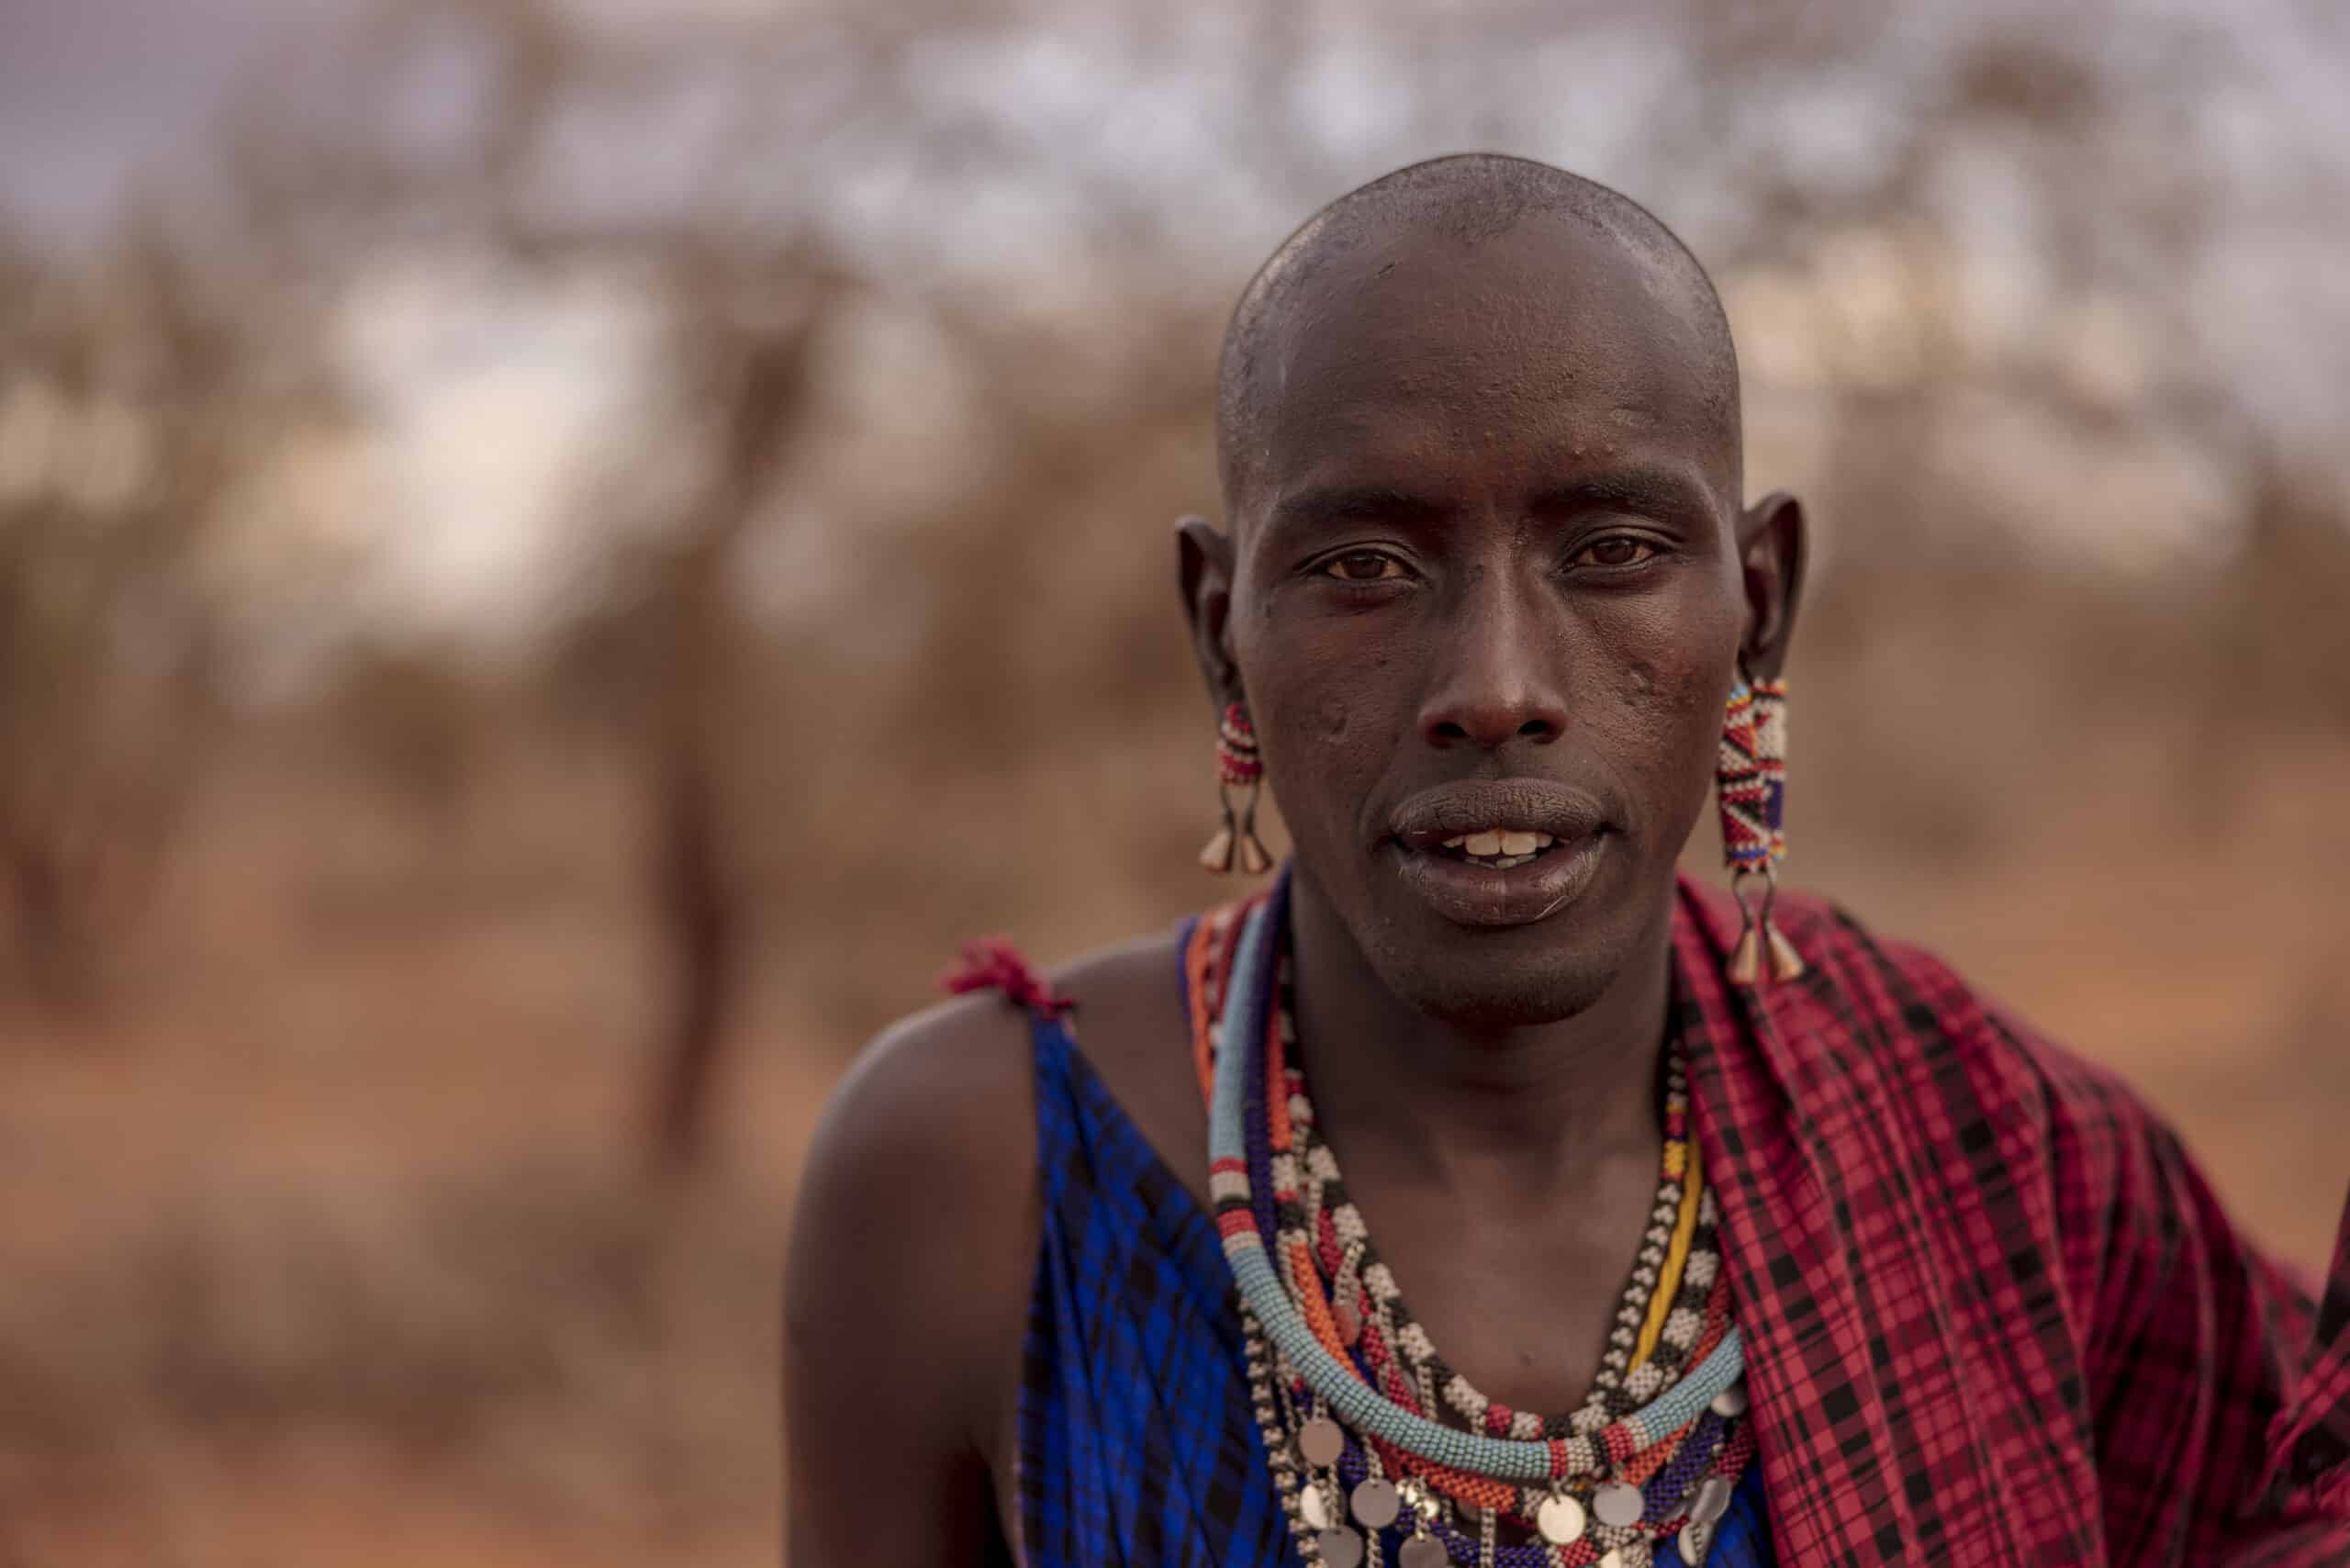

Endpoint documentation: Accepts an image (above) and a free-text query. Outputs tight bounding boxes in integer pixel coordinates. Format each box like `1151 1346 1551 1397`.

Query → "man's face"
1223 215 1755 1026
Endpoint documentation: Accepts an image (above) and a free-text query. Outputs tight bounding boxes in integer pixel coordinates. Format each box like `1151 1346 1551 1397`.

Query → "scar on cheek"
1625 664 1657 699
1317 699 1350 741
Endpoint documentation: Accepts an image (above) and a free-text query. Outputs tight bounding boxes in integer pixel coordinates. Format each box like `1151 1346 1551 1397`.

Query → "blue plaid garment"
1012 920 1774 1567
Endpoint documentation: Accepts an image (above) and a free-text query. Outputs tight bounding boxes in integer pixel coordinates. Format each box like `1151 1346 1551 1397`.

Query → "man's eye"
1573 537 1658 568
1321 551 1408 582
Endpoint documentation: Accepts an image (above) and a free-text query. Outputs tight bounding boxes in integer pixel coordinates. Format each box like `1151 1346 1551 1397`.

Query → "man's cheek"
1597 659 1723 827
1264 710 1390 847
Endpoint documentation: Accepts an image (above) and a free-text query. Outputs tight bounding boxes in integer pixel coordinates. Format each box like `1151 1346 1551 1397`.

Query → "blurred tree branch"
644 249 841 1171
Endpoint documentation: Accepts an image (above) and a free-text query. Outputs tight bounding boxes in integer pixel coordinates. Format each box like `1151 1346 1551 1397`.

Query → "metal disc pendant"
1350 1476 1401 1529
1301 1483 1331 1530
1316 1527 1364 1568
1709 1379 1749 1418
1679 1520 1717 1563
1299 1417 1345 1468
1536 1491 1587 1544
1397 1538 1447 1568
1593 1479 1645 1529
1690 1474 1732 1527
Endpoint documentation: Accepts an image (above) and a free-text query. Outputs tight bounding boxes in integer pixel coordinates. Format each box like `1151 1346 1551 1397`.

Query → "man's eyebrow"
1528 466 1718 520
1263 483 1447 535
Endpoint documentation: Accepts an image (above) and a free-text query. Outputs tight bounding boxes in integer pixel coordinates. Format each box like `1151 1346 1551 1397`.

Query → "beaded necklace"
1206 892 1752 1567
1272 963 1749 1562
1286 955 1717 1438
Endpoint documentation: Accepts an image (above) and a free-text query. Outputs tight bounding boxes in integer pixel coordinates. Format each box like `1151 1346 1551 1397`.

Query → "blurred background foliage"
3 0 2349 1562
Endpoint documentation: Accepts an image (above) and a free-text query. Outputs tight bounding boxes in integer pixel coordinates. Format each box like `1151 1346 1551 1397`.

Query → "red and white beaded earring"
1199 701 1272 876
1718 674 1804 986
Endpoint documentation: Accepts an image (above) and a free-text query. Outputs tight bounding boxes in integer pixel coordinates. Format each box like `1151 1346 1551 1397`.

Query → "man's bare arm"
784 997 1039 1567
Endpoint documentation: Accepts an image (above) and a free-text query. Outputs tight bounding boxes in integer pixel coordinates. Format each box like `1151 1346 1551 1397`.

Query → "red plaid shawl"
1667 878 2350 1563
1192 878 2350 1563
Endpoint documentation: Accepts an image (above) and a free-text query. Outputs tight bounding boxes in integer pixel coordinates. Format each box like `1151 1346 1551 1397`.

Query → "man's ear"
1735 490 1807 681
1176 513 1241 709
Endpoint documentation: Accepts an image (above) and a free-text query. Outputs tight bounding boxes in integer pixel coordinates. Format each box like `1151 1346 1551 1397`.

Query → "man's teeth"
1438 829 1557 860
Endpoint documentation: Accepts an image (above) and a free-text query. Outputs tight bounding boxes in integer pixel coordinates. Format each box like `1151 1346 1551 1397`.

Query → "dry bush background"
3 1 2349 1562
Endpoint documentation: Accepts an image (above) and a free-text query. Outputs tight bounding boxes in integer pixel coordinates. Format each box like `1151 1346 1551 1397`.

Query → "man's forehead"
1253 218 1737 491
1215 159 1743 519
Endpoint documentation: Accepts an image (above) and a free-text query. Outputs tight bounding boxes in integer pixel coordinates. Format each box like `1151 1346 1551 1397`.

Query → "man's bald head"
1214 154 1740 516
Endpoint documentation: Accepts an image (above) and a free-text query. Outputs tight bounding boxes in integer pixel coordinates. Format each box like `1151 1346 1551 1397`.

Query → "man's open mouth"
1427 828 1563 871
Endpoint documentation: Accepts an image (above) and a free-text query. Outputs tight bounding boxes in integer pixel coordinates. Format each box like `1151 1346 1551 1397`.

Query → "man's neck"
1281 879 1675 1201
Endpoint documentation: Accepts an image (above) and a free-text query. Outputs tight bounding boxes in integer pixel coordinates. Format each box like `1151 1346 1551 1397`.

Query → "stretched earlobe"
1735 490 1807 683
1176 516 1270 877
1176 513 1241 706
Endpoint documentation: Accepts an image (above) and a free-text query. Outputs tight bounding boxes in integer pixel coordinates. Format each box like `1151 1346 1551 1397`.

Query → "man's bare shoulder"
807 990 1038 1182
784 985 1042 1556
782 924 1201 1562
789 989 1042 1385
798 923 1189 1204
784 925 1196 1444
789 923 1194 1314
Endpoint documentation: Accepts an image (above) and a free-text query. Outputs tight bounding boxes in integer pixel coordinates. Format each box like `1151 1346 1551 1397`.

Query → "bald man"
785 156 2350 1568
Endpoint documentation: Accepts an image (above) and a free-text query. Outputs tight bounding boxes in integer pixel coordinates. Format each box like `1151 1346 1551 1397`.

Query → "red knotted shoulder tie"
941 936 1075 1021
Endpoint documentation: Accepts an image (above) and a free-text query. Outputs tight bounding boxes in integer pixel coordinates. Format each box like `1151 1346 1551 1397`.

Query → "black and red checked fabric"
2246 1191 2350 1564
1666 877 2350 1563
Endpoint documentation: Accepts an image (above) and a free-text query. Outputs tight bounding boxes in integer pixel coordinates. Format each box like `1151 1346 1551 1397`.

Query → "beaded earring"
1718 674 1805 986
1198 701 1273 876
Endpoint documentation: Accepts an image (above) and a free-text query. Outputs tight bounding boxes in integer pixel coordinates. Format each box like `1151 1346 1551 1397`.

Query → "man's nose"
1416 570 1569 750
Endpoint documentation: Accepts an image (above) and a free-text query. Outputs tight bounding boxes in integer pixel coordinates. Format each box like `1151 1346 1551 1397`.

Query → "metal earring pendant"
1718 676 1804 985
1729 867 1805 986
1199 702 1273 876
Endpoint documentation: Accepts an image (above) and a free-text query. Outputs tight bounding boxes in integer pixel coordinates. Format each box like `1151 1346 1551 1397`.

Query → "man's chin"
1364 922 1629 1031
1348 854 1674 1031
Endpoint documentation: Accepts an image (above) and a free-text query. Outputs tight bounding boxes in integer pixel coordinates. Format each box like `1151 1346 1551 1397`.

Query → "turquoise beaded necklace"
1207 893 1747 1485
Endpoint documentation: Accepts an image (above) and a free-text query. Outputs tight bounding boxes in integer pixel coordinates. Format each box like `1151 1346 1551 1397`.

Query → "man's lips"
1386 778 1612 853
1383 778 1617 929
